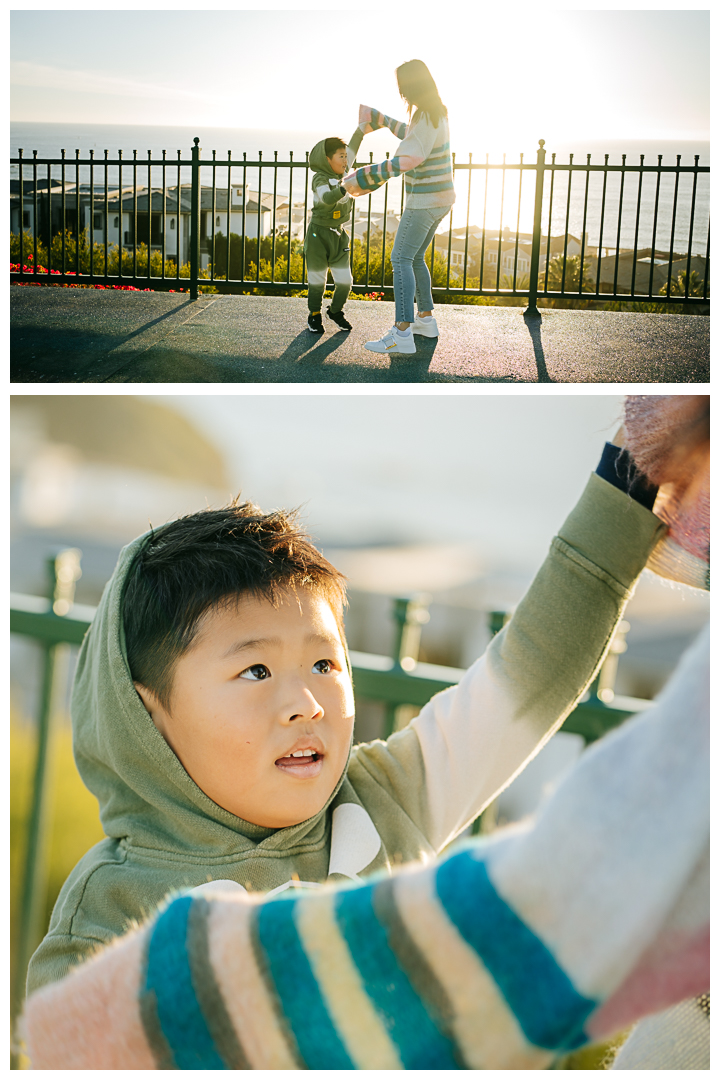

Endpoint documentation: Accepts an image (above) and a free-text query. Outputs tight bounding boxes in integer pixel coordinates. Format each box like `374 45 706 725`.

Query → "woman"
343 60 455 356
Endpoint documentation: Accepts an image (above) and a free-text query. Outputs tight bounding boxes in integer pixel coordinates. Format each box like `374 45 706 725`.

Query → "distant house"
11 181 272 268
584 249 708 295
351 210 401 242
433 226 534 278
10 178 64 237
431 225 588 279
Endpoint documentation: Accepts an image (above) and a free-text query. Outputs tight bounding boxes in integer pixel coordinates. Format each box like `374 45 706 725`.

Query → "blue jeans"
391 205 451 323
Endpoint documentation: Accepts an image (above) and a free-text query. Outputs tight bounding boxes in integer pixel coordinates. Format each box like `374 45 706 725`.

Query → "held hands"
342 170 361 197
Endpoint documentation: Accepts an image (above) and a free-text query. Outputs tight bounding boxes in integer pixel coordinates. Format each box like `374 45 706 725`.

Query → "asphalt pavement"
10 288 710 384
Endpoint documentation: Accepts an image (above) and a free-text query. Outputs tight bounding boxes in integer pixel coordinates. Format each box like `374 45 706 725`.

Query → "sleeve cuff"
596 442 659 511
558 472 666 591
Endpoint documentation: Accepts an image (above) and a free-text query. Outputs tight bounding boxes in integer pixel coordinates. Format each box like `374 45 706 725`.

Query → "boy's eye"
312 659 334 675
239 664 270 681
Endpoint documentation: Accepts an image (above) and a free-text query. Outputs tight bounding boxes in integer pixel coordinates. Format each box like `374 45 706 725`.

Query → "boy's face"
328 147 347 175
135 588 354 829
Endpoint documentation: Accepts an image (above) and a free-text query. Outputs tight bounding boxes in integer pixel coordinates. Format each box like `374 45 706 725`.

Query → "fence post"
12 550 82 1032
525 139 546 316
383 595 431 738
190 137 201 300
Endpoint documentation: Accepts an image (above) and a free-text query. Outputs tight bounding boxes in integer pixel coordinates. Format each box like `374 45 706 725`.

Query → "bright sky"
157 393 627 568
11 6 709 145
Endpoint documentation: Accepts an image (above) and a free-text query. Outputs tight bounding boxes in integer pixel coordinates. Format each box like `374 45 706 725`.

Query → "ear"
134 683 167 735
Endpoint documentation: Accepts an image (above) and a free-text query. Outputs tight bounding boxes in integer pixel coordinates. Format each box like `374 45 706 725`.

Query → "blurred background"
10 393 709 1044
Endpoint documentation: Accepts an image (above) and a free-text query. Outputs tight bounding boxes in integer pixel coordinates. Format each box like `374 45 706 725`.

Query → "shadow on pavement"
523 311 552 383
387 336 438 380
278 329 348 367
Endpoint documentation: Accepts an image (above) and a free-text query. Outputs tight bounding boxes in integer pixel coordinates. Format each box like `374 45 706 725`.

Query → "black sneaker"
307 313 324 333
327 308 352 331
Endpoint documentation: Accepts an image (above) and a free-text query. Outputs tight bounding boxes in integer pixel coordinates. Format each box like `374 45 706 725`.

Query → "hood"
71 530 352 857
309 138 341 179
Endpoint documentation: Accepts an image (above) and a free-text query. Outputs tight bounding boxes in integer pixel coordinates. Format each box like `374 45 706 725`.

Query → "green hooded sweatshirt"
26 474 664 994
307 128 363 229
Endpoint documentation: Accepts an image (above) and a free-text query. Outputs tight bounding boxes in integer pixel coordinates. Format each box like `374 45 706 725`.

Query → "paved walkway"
11 288 709 384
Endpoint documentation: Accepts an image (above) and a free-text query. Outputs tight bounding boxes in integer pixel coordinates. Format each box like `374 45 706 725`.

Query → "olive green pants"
304 225 353 313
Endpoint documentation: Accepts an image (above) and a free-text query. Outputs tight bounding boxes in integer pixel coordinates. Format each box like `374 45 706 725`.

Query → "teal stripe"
416 155 452 170
144 896 227 1069
406 180 455 194
435 851 596 1051
411 164 452 179
426 141 450 157
335 885 459 1069
368 109 406 140
255 895 355 1069
355 168 374 190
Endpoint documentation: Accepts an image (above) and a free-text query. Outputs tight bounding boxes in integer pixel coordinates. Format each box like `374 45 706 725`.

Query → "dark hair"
123 499 347 712
396 59 447 128
324 137 347 157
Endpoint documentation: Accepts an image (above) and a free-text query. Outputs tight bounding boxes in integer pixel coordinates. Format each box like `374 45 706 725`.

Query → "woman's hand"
358 104 374 133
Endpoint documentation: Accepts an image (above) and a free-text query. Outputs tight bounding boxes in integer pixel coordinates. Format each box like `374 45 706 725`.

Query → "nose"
282 679 324 725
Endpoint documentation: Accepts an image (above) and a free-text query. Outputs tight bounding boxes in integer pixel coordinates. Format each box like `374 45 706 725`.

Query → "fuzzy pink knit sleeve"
624 396 709 589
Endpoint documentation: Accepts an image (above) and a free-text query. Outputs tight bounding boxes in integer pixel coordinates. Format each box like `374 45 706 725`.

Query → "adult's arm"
343 104 436 196
22 625 709 1069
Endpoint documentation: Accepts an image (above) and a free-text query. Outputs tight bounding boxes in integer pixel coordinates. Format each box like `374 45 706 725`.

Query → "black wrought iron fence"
11 138 709 308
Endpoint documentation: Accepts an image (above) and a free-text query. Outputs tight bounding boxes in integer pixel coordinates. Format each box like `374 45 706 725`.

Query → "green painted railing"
10 552 648 1022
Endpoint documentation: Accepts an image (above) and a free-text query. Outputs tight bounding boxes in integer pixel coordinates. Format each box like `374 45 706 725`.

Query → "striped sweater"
343 104 455 209
22 624 709 1069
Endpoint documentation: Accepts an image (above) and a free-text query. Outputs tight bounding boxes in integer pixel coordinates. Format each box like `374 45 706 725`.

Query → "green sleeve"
349 475 666 851
346 126 364 167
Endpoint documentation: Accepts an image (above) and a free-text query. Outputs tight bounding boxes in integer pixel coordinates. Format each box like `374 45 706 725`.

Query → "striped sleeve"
358 103 408 139
22 627 708 1069
343 108 435 196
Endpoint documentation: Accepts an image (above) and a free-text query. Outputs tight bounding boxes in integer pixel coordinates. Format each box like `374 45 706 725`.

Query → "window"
93 212 103 230
170 218 175 230
113 216 119 228
23 211 30 228
216 216 221 227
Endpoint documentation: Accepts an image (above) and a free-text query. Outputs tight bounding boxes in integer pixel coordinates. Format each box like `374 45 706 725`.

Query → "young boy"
305 128 363 334
27 442 665 994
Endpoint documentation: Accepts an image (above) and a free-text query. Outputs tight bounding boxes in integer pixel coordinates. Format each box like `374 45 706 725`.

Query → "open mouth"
275 749 324 778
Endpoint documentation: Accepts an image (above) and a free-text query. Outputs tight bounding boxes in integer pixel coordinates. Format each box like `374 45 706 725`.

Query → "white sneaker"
411 315 439 337
364 326 416 355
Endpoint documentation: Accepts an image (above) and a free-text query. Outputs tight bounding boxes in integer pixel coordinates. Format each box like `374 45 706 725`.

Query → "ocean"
11 122 709 255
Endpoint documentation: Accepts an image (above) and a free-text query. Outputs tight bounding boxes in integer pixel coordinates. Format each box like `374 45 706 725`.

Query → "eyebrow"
220 636 280 659
220 632 338 659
